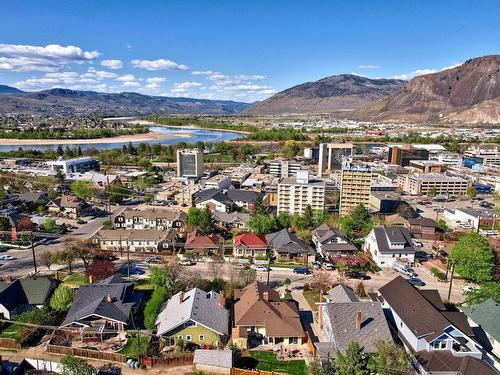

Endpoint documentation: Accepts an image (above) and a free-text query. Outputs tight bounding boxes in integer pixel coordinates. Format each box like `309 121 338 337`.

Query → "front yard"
247 351 307 375
302 289 320 312
61 272 87 288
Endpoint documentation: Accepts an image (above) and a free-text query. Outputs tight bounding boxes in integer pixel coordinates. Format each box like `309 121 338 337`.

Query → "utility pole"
127 234 131 278
30 232 37 273
447 261 455 302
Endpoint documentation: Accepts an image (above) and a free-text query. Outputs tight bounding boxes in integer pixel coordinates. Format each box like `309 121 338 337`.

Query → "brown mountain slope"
245 74 405 115
351 55 500 123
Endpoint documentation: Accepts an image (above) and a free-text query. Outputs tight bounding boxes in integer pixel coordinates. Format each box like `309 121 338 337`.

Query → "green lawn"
302 289 320 311
131 279 155 291
0 323 23 340
62 272 87 288
248 351 307 375
117 336 149 358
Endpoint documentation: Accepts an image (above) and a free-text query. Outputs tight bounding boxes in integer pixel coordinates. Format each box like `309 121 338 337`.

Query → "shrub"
430 267 446 281
144 287 167 329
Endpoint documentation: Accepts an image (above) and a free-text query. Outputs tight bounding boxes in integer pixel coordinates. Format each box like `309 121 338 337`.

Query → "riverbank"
130 119 252 135
0 130 192 146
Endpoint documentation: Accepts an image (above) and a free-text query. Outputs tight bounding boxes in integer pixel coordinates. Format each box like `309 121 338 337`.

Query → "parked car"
293 267 310 275
322 261 334 270
0 255 15 261
146 256 162 264
407 277 425 287
393 263 416 277
311 262 321 270
233 263 247 270
413 240 423 248
180 260 196 266
254 265 271 272
346 271 371 280
415 251 431 261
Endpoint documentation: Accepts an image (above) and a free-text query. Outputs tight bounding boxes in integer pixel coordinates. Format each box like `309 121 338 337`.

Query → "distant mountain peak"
0 85 24 94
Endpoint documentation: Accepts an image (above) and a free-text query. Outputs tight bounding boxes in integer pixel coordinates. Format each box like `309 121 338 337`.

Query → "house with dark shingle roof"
61 275 142 339
213 211 251 230
378 276 497 375
155 288 229 347
266 228 313 261
194 188 234 213
0 277 57 319
462 299 500 360
232 281 304 348
312 224 357 258
363 226 415 267
226 189 259 213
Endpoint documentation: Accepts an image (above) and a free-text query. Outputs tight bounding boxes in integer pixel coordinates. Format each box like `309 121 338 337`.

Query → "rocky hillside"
0 88 251 116
245 74 405 115
351 55 500 123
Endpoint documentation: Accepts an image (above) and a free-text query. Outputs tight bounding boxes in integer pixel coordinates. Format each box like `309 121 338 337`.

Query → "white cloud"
358 64 380 69
391 62 463 80
0 44 100 72
116 74 136 82
101 59 123 69
146 77 166 84
15 70 110 92
192 70 218 76
234 74 266 81
170 81 203 93
144 77 166 91
131 58 188 71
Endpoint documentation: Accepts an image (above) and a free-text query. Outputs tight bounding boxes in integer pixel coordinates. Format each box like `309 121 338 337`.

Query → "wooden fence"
47 344 127 363
151 353 194 367
232 368 286 375
0 338 21 350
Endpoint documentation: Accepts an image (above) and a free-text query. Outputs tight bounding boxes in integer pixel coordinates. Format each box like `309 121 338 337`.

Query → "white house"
363 226 415 267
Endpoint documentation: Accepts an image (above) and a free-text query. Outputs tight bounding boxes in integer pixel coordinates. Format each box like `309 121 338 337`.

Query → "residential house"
47 195 90 219
226 190 259 213
316 288 392 362
363 226 415 267
232 281 304 348
462 299 500 361
194 188 234 213
233 233 268 258
95 229 177 253
407 217 436 240
113 208 187 236
17 192 50 205
155 288 229 347
378 276 497 375
61 275 142 339
312 224 357 258
266 228 313 262
0 277 57 319
213 211 251 230
184 230 221 256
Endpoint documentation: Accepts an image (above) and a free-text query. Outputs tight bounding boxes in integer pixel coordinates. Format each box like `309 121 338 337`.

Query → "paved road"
0 206 124 278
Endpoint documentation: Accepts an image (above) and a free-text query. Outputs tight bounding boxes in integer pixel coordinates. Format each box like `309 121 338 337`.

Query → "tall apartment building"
318 143 354 177
176 149 204 178
339 160 372 217
388 145 429 167
396 173 469 196
268 159 302 178
278 171 329 215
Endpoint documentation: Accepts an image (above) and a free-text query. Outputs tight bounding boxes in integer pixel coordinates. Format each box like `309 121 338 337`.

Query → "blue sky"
1 0 499 102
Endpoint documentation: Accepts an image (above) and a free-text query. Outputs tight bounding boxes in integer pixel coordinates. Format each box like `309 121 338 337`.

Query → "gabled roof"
313 224 348 243
61 276 139 327
156 288 229 336
317 301 392 356
96 229 173 241
18 192 49 203
121 208 187 221
234 281 304 338
213 211 251 225
372 226 415 254
325 284 359 303
408 217 436 227
0 277 55 311
185 230 220 249
415 350 498 375
266 228 312 255
462 299 500 342
234 233 268 248
227 189 259 203
49 195 85 209
194 188 233 205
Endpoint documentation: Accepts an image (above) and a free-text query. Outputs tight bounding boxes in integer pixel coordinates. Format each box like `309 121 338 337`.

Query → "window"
199 334 205 341
177 335 183 341
184 321 195 327
289 337 298 344
186 335 192 341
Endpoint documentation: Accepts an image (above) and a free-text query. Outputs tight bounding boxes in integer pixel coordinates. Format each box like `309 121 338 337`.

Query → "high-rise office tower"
176 149 204 178
318 143 354 177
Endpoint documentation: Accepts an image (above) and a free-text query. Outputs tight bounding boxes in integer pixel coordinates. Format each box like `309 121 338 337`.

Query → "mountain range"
245 75 406 115
0 88 251 116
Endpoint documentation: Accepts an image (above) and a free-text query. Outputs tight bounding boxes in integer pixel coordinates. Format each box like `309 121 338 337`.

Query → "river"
0 125 243 152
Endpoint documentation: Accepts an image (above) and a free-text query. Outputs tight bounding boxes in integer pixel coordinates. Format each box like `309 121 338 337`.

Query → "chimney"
262 291 269 301
4 275 12 284
106 294 113 303
89 275 93 284
355 311 362 331
179 291 185 304
219 291 226 307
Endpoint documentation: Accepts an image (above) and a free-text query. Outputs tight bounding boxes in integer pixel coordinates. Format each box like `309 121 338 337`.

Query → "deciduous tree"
451 233 495 283
50 285 75 312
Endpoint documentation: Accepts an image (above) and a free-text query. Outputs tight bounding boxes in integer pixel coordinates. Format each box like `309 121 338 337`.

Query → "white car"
413 241 423 248
0 255 15 261
322 262 334 270
254 265 271 272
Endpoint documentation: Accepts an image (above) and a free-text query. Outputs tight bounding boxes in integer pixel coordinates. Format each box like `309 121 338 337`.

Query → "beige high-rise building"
278 170 329 215
318 143 354 177
339 160 372 216
176 149 204 178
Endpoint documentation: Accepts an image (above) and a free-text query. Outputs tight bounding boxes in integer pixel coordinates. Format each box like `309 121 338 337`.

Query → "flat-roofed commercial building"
268 159 302 178
278 171 330 215
49 157 100 174
397 173 469 196
339 161 372 216
176 149 204 178
318 143 354 177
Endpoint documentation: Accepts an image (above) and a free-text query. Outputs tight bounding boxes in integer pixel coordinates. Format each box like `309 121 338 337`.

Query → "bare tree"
40 250 54 271
208 258 225 280
238 268 257 286
310 271 334 292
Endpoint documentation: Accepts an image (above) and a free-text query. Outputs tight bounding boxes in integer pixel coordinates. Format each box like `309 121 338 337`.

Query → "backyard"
61 272 87 288
244 350 307 375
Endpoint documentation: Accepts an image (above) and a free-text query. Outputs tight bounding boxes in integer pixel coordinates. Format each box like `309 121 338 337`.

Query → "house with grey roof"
462 299 500 361
194 188 235 213
226 189 259 213
312 224 357 258
61 275 142 339
0 277 57 319
155 288 229 347
363 226 415 267
379 276 497 375
316 282 392 361
213 211 251 230
266 228 313 261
